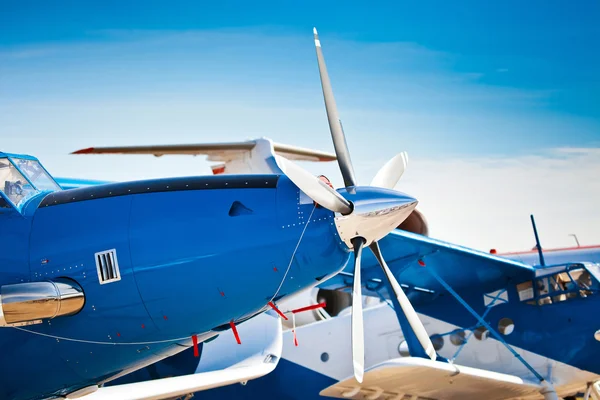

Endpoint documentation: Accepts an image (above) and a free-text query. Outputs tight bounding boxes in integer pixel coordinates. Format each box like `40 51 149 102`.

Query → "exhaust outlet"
0 278 85 326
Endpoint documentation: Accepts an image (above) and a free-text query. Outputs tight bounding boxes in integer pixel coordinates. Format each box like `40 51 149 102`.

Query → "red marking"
292 302 326 314
490 249 497 254
418 259 426 266
117 332 121 337
230 321 241 344
192 335 199 357
141 324 145 329
71 147 95 154
220 291 225 297
499 244 600 256
273 267 278 272
268 301 289 320
211 165 226 175
293 330 299 347
163 315 168 320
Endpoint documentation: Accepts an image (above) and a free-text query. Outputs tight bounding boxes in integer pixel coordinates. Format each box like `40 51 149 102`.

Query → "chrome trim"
334 187 418 248
0 278 84 325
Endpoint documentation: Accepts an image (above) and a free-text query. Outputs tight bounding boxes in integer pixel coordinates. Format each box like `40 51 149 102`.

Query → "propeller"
350 237 366 383
275 28 437 383
369 241 437 360
370 151 408 189
276 155 352 215
313 27 357 188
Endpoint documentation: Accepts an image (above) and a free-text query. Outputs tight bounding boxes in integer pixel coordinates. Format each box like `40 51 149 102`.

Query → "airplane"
0 26 437 398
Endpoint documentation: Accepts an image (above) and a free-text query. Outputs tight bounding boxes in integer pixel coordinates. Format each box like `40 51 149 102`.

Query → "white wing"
72 138 336 162
75 315 282 400
320 357 547 400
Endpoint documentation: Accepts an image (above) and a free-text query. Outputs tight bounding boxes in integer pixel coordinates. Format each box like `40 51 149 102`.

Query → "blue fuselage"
415 249 600 375
0 174 350 400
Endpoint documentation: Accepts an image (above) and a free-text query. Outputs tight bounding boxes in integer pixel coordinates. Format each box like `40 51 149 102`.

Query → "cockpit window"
11 158 61 192
517 264 600 306
0 158 38 208
568 268 597 297
0 156 61 210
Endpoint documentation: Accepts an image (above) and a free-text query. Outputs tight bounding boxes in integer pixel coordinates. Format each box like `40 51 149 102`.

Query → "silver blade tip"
313 27 318 35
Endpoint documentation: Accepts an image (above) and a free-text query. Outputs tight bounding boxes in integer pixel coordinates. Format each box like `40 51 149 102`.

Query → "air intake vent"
95 249 121 284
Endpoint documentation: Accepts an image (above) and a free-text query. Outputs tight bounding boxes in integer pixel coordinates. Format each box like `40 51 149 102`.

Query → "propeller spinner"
277 28 437 383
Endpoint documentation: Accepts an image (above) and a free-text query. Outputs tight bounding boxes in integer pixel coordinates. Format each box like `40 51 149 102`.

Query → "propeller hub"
334 186 418 249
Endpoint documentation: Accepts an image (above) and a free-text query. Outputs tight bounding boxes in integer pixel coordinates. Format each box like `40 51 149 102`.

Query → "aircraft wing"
335 229 536 299
79 362 278 400
78 314 282 400
71 140 337 162
320 357 545 400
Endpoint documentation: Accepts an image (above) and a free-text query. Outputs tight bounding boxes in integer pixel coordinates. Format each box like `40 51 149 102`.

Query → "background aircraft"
101 237 600 399
199 301 600 400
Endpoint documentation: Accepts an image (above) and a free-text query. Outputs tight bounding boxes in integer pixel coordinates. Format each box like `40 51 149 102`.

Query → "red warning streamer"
192 334 199 357
291 302 327 314
292 314 298 347
268 301 289 320
230 320 241 345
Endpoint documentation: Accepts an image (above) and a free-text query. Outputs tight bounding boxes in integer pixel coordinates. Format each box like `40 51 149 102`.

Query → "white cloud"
394 148 600 252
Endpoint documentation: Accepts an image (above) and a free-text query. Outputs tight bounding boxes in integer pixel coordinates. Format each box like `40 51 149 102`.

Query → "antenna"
530 215 546 266
568 234 581 247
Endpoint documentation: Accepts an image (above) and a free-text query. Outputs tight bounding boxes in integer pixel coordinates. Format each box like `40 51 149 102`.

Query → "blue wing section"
55 177 112 189
321 229 535 303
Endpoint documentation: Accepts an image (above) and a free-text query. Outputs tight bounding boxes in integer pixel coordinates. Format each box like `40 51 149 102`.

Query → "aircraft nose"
335 188 418 248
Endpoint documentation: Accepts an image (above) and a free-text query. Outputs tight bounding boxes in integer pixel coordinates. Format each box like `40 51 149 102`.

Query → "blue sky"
1 1 599 250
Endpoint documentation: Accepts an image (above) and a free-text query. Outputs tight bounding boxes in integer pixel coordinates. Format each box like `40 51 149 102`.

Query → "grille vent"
95 249 121 284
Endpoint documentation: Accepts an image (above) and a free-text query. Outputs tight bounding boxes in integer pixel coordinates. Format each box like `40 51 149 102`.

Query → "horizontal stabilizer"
320 357 543 400
72 138 336 162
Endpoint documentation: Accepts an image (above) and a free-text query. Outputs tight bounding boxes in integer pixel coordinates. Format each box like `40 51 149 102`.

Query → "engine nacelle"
397 209 429 236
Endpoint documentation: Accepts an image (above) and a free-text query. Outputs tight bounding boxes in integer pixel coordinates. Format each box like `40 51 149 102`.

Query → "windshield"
11 158 61 192
0 158 38 208
0 156 61 210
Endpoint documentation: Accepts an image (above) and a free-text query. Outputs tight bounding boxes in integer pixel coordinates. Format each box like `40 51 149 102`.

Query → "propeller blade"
276 156 353 215
369 241 436 360
370 152 409 189
351 237 366 383
313 27 357 188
